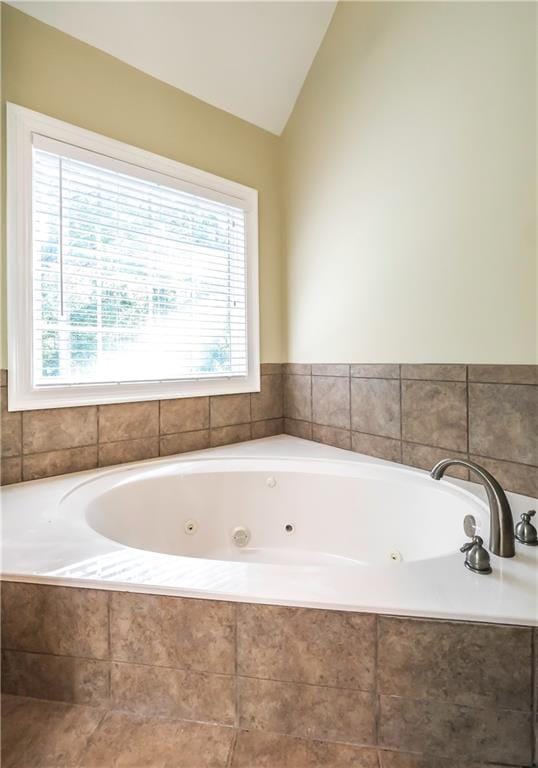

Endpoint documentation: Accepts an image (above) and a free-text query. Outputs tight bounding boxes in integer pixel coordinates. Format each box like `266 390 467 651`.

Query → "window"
7 104 259 410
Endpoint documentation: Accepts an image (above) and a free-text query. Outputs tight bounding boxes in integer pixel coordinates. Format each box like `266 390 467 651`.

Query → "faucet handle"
460 535 492 574
515 511 538 546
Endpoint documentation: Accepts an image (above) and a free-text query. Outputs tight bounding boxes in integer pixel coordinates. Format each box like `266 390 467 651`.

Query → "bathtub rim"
1 435 537 627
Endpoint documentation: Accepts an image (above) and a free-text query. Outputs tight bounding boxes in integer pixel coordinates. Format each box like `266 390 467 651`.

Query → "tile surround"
1 366 534 763
0 365 284 485
237 676 376 744
1 363 536 496
283 363 537 497
110 592 235 674
351 378 400 439
237 604 376 689
1 583 536 767
401 380 468 451
110 661 236 724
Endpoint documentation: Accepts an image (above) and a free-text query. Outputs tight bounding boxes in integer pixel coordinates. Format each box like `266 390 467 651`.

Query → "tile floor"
1 694 510 768
0 694 382 768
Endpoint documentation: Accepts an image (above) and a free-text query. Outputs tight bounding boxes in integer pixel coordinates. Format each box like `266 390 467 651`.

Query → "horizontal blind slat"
32 143 249 384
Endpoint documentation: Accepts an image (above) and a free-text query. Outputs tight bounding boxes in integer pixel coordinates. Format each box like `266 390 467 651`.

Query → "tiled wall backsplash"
0 365 283 485
1 363 536 497
283 363 537 497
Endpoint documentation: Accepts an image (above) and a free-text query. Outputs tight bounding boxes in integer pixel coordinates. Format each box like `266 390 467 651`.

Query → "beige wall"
0 3 284 365
282 2 537 364
2 3 536 370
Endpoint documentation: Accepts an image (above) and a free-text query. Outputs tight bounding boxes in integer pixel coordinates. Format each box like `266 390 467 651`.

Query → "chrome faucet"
430 459 515 558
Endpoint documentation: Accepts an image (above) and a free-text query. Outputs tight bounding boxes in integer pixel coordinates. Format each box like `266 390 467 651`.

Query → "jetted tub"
1 436 537 625
73 458 487 566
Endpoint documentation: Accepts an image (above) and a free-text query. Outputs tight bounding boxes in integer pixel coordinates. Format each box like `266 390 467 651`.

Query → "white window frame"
7 103 260 411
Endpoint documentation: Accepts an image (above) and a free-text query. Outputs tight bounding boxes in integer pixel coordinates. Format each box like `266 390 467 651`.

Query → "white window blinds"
32 137 248 387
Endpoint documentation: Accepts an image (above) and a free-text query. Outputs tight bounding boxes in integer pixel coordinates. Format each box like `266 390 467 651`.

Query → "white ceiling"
11 1 336 134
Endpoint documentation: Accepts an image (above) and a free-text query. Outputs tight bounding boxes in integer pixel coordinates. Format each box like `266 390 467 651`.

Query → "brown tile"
378 752 503 768
231 730 378 768
1 694 23 717
402 443 468 479
283 364 311 375
22 445 98 481
2 582 109 659
159 397 209 434
351 364 399 379
238 677 375 745
402 380 467 451
160 429 210 456
284 418 313 440
99 437 159 466
351 378 400 438
1 388 21 457
99 401 158 443
1 457 21 485
312 376 350 429
237 604 375 690
210 394 251 427
251 418 284 439
401 364 466 381
22 406 97 454
311 364 350 377
260 363 282 375
1 695 104 768
378 695 532 765
378 616 532 710
251 375 283 421
469 454 538 497
468 364 537 385
469 383 537 465
2 650 109 706
284 374 312 421
210 423 251 447
111 661 235 725
312 424 351 450
352 433 401 463
110 593 235 674
79 710 233 768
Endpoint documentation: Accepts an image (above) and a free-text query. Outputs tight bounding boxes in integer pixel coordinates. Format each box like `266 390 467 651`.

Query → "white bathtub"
2 436 537 625
75 458 487 566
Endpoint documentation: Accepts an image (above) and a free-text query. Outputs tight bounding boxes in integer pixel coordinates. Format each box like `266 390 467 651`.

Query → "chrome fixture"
515 510 537 546
430 459 515 558
463 514 477 538
460 535 491 574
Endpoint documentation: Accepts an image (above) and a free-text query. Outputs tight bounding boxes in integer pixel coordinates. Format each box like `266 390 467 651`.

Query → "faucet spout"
430 458 515 558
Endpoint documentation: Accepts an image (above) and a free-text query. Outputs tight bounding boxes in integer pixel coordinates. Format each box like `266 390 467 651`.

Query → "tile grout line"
398 364 403 463
226 729 238 768
107 591 112 704
233 601 239 730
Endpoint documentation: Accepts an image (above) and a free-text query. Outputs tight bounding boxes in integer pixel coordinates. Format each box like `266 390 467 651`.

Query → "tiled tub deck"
1 582 536 767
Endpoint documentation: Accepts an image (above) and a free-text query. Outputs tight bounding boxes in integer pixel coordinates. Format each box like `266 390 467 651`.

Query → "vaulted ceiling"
10 1 336 134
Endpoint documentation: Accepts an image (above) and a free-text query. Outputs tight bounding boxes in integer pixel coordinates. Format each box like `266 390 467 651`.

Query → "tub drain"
389 551 403 562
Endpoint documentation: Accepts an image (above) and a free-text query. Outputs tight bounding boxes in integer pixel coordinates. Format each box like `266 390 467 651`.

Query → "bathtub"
1 435 537 625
